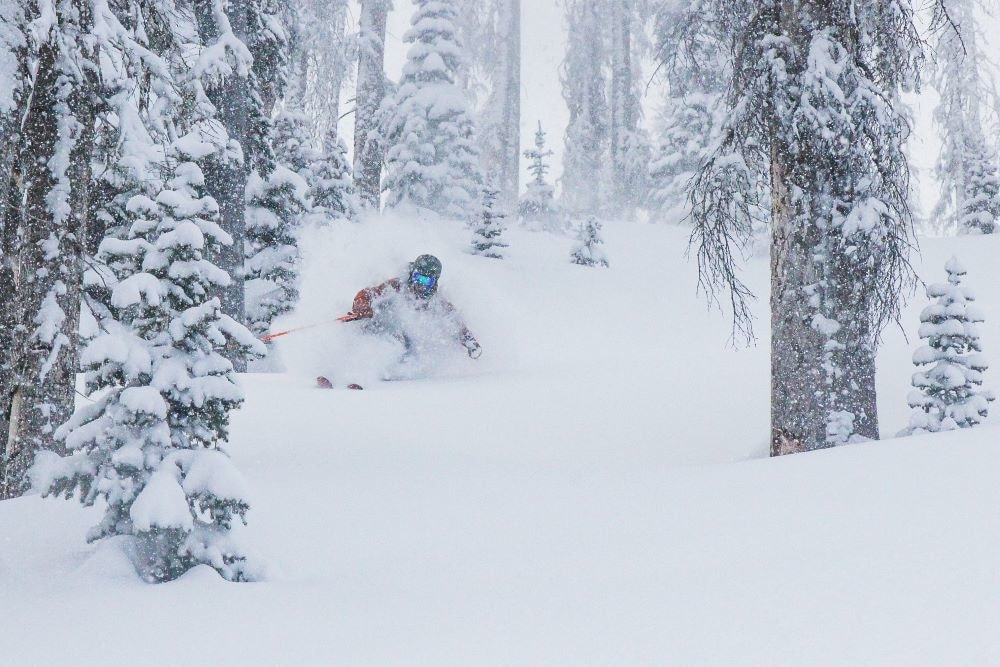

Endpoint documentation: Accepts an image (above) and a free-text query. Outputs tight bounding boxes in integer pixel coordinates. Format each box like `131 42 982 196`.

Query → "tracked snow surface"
1 215 999 665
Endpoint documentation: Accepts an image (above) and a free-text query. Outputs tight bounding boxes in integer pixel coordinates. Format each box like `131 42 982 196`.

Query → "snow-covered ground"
2 218 999 665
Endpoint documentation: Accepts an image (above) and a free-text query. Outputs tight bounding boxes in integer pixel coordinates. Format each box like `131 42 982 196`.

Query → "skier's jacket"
352 279 477 347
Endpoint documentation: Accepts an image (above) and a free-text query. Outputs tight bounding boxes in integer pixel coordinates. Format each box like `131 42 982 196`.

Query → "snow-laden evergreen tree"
560 0 610 216
686 0 921 454
245 162 308 340
959 145 1000 234
470 187 509 259
383 0 481 219
1 0 100 498
519 121 562 232
34 142 265 583
192 0 285 353
902 256 994 434
931 0 1000 236
461 0 521 217
310 128 358 221
647 0 733 221
353 0 393 210
608 0 651 217
571 217 610 268
287 0 351 143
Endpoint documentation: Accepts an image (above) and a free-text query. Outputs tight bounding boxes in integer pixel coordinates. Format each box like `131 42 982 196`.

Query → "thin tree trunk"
354 0 390 210
482 0 520 217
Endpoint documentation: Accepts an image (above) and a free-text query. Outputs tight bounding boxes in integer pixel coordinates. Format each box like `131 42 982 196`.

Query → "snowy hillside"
2 218 998 665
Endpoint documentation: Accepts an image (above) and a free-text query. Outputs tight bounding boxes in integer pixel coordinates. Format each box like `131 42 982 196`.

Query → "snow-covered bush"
901 256 994 435
471 188 508 259
570 216 609 268
383 0 481 219
33 144 265 583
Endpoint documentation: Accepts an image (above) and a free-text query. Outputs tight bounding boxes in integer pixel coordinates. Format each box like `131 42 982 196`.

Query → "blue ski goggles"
410 271 437 288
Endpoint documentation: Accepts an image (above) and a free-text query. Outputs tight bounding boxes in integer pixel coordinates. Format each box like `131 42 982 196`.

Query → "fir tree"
931 0 1000 236
958 141 1000 235
570 217 609 268
471 187 509 259
34 142 265 583
902 257 994 435
687 0 921 453
519 121 561 232
383 0 481 219
310 128 358 222
245 163 308 339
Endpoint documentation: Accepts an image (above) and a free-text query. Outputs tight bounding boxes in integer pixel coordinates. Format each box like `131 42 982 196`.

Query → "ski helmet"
411 254 442 278
408 254 442 296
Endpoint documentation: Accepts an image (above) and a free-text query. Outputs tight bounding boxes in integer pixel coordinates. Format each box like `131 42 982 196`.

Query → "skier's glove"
465 339 482 359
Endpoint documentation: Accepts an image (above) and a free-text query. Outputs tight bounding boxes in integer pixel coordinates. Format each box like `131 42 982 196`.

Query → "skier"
349 254 482 361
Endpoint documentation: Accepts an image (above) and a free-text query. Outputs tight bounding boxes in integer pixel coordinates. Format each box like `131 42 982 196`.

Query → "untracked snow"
1 217 998 664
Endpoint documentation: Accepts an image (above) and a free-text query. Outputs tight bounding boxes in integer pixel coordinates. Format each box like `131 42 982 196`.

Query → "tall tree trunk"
1 4 97 497
354 0 391 210
194 0 256 370
769 0 879 456
609 0 634 216
482 0 520 217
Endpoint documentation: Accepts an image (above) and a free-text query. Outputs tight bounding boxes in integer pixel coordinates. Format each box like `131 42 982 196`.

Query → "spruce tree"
383 0 481 219
310 128 358 222
34 142 264 583
902 257 994 434
471 188 509 259
931 0 1000 236
570 217 610 268
519 122 561 232
687 0 921 453
245 163 308 339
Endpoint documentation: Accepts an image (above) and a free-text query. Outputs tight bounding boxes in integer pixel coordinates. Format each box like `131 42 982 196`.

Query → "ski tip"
346 383 364 391
316 376 334 389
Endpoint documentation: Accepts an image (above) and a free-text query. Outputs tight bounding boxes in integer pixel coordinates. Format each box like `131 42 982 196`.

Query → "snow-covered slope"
1 218 998 665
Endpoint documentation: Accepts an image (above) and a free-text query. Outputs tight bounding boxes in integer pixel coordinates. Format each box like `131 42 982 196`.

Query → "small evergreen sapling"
570 216 609 268
471 187 509 259
519 121 561 232
33 144 265 583
902 256 994 435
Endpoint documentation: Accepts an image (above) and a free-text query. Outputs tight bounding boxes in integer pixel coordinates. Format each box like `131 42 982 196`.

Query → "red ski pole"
259 313 362 342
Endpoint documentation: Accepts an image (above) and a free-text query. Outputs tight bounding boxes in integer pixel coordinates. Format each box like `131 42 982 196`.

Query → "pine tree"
686 0 921 454
560 0 610 216
470 187 509 259
245 163 308 339
647 0 733 221
34 143 264 583
519 122 561 232
931 0 1000 236
902 257 994 434
310 128 358 222
1 0 100 497
472 0 521 218
957 141 1000 235
383 0 481 219
353 0 392 210
608 0 650 217
570 217 610 268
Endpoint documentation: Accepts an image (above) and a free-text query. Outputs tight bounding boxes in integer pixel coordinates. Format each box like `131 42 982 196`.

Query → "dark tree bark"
1 2 98 497
353 0 391 210
193 0 265 371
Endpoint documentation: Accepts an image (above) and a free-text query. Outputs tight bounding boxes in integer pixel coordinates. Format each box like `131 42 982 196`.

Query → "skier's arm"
351 279 401 318
441 298 482 358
